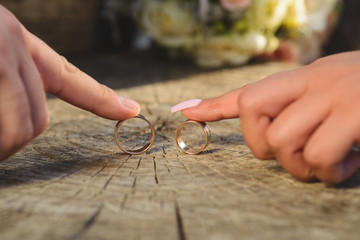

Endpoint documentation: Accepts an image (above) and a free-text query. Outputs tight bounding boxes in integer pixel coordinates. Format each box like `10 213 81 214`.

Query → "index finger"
22 26 140 120
174 86 250 122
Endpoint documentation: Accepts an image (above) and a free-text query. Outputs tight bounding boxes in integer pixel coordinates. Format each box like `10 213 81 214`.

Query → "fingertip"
181 109 197 121
119 96 140 112
171 99 202 113
118 96 141 118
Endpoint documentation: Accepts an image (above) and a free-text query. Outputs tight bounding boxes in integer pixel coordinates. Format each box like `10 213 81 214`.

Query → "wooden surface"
1 60 360 240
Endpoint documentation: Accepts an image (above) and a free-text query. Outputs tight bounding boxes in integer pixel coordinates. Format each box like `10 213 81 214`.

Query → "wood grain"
1 62 360 240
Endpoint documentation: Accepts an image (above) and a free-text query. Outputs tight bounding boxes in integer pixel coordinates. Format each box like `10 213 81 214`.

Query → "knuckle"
291 166 316 182
237 90 260 115
250 147 272 160
275 153 317 182
51 56 80 94
303 147 344 184
1 10 22 37
308 55 330 68
317 167 344 185
240 126 273 160
0 11 23 56
1 121 34 152
60 56 79 74
244 134 273 159
303 146 326 169
17 121 35 146
322 174 344 185
34 110 50 136
265 126 284 152
310 56 324 66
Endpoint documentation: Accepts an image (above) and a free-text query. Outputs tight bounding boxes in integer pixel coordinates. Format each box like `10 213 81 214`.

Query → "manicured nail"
171 99 202 113
119 96 140 113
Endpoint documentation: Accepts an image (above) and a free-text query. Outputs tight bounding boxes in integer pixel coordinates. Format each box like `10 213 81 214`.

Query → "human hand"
0 5 140 161
172 51 360 184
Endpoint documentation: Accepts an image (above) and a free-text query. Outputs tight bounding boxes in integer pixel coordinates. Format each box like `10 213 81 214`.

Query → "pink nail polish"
171 99 202 113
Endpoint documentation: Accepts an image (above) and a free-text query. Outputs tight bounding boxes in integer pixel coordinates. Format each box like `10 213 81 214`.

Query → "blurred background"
0 0 359 78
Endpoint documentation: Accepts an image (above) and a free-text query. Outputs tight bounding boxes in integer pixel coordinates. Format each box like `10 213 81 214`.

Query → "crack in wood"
156 121 167 131
91 157 111 178
103 155 131 189
176 157 194 180
68 203 104 240
120 194 128 210
175 200 186 240
162 147 167 157
132 177 137 188
136 158 142 169
116 130 150 144
129 158 142 176
153 157 160 184
156 133 172 142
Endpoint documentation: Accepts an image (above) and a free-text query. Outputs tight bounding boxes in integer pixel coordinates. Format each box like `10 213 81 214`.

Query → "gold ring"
114 114 155 155
175 120 211 154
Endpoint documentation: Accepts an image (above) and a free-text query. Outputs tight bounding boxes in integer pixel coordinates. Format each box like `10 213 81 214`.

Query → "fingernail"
171 99 202 113
119 96 140 113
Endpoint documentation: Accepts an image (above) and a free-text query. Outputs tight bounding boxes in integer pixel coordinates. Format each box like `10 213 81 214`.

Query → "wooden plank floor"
1 59 360 240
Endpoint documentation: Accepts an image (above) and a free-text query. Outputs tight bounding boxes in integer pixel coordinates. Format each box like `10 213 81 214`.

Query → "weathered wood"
1 60 360 240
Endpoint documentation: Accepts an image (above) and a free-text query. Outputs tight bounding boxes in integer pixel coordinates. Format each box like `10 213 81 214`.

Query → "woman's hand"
0 5 140 161
174 51 360 184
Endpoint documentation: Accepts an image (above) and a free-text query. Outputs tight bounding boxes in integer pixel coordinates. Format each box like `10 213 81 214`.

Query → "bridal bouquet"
136 0 341 67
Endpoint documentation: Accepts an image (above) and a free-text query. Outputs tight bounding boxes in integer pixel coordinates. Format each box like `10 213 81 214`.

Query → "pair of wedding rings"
114 115 211 155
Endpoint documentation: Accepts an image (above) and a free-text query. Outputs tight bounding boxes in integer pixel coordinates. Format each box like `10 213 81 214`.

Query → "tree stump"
1 61 360 240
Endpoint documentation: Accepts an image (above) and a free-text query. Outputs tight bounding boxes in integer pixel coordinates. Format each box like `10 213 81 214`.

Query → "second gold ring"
175 120 211 155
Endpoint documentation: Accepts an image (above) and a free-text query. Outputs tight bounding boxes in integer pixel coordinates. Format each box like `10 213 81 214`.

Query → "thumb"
21 25 140 120
172 86 249 122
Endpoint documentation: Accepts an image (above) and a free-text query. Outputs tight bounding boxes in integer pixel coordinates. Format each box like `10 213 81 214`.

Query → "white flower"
305 0 338 32
247 0 292 30
194 31 269 67
283 0 308 29
139 0 199 47
135 0 339 68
